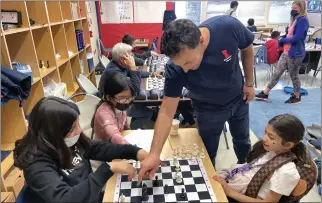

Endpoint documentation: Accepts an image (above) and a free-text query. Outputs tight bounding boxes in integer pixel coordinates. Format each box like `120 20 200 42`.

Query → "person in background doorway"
122 34 159 61
256 1 309 104
225 1 239 17
247 18 258 32
93 71 134 144
13 96 148 202
264 31 283 65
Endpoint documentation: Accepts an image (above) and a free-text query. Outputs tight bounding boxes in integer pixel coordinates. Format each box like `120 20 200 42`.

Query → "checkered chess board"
113 158 217 203
146 76 165 91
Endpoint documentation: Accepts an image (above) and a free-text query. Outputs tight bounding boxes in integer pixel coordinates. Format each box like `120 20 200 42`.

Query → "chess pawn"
119 193 126 202
175 172 182 184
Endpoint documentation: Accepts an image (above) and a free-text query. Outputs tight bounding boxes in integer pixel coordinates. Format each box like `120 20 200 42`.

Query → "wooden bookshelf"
1 1 95 191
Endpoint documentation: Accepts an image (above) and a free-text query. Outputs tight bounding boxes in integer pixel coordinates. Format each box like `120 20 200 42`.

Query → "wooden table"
103 129 228 202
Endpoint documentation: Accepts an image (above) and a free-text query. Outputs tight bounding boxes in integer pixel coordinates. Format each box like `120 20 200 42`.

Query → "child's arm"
213 176 282 203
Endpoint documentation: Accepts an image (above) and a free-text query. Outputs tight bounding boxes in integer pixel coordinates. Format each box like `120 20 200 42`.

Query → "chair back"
75 74 98 95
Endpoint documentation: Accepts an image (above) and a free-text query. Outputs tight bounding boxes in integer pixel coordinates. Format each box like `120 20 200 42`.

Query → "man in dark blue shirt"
138 16 255 181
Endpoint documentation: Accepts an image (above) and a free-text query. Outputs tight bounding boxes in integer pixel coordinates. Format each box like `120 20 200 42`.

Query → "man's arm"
241 44 254 86
149 96 180 156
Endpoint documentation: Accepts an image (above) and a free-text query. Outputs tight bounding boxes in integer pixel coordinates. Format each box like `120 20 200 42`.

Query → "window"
206 1 266 26
175 1 202 25
268 1 293 25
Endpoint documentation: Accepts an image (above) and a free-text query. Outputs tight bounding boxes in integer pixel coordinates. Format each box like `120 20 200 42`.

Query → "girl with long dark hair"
14 97 148 202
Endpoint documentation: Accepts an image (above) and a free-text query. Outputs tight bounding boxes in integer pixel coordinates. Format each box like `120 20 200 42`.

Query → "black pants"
175 101 195 125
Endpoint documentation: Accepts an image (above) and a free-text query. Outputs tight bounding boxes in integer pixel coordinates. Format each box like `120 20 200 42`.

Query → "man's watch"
245 83 254 87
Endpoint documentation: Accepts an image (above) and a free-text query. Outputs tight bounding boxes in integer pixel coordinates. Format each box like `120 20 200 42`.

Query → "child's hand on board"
108 160 136 180
212 175 232 195
136 149 149 162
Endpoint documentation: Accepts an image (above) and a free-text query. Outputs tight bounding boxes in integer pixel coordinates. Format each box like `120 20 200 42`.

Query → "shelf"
70 54 82 76
40 66 57 78
1 100 27 144
1 151 13 176
60 1 73 21
79 1 87 18
3 28 30 36
82 19 90 46
79 50 89 76
57 58 69 67
42 68 61 86
23 79 45 115
64 22 78 54
26 1 49 26
51 24 69 62
32 27 56 76
32 77 41 85
1 36 12 68
1 2 30 29
5 31 40 79
50 21 64 26
59 61 76 95
31 24 49 30
46 1 63 24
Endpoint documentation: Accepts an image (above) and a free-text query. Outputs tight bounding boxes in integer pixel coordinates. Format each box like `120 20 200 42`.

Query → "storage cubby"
74 20 83 30
32 27 56 78
5 31 40 82
70 55 82 89
60 1 73 21
46 1 63 25
79 49 89 76
23 80 45 115
59 61 76 96
42 68 61 85
64 22 78 57
1 2 30 34
1 101 27 144
70 1 80 20
82 19 91 46
50 24 69 67
79 1 87 18
1 36 12 68
26 1 49 29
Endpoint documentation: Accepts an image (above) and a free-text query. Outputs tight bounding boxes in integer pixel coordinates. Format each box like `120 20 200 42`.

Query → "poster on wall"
307 0 321 13
133 1 166 23
100 1 134 24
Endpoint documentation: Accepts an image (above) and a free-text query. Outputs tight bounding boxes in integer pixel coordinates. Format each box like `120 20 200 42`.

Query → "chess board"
113 158 217 203
146 76 165 91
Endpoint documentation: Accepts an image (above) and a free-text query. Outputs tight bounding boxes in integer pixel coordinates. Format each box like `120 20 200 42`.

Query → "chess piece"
180 188 186 198
153 175 159 186
199 149 206 159
164 184 168 194
39 60 45 69
173 157 179 166
142 183 149 201
175 172 182 184
119 193 126 202
175 164 180 172
46 60 50 68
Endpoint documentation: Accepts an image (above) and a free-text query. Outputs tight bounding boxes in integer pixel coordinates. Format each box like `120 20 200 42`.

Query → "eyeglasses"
113 96 135 104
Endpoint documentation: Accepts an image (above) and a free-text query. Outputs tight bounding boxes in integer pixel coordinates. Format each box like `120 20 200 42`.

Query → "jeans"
195 99 251 164
127 103 153 129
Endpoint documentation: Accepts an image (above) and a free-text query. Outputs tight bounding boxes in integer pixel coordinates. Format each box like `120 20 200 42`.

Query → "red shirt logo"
222 50 232 62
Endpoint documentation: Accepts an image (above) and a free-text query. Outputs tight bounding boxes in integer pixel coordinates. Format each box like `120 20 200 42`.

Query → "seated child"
14 96 148 202
94 71 134 144
264 31 283 65
213 114 315 202
247 18 257 32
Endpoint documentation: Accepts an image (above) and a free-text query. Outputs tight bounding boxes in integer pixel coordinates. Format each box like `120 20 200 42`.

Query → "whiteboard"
133 1 166 23
100 1 133 24
268 1 292 25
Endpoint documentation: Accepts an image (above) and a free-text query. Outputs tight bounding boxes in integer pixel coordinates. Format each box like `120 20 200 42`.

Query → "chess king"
138 15 255 182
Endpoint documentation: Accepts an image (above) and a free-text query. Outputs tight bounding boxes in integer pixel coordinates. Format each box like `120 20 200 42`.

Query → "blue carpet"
250 88 321 139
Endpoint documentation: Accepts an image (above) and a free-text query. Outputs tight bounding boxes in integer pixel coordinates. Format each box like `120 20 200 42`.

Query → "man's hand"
243 85 255 104
122 53 136 70
137 153 161 185
151 51 159 57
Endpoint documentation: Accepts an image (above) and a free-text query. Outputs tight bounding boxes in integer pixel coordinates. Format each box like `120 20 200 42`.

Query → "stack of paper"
123 129 153 152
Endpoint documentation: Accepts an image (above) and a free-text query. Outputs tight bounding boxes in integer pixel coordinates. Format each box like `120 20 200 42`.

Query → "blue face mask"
64 134 80 147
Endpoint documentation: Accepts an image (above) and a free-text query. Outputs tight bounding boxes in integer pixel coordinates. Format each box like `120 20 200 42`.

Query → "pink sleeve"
95 107 130 145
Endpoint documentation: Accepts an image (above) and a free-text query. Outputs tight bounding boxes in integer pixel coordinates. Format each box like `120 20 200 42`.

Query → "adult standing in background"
225 1 239 17
138 15 255 183
256 1 309 104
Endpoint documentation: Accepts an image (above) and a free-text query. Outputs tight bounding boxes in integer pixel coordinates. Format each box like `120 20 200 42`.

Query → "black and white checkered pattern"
146 77 165 91
113 158 216 203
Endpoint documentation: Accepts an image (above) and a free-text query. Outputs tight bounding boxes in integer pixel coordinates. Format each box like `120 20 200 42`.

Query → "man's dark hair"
247 18 255 26
161 19 201 57
122 35 136 46
271 31 281 39
230 1 239 8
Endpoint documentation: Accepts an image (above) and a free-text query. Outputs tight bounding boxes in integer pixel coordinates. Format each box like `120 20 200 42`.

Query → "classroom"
1 0 321 202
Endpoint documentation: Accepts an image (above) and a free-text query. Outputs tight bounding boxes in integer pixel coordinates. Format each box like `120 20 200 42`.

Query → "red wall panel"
96 2 174 49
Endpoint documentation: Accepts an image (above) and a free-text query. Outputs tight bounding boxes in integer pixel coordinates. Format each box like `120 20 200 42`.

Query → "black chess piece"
164 184 168 194
180 188 186 199
153 175 159 187
46 60 50 68
142 183 149 202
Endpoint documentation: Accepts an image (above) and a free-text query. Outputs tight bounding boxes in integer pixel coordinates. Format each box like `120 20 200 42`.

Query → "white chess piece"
119 193 126 202
173 157 179 166
175 164 180 172
175 172 182 184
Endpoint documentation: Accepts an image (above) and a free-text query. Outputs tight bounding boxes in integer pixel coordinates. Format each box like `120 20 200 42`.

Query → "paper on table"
123 129 153 152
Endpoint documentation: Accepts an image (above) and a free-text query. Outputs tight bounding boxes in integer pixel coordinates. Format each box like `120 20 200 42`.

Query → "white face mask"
64 134 80 147
115 109 123 115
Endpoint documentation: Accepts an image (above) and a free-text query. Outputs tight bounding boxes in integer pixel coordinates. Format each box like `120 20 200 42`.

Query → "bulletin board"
99 1 166 24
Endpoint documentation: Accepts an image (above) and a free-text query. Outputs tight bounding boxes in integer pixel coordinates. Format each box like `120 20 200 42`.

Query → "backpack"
245 151 317 202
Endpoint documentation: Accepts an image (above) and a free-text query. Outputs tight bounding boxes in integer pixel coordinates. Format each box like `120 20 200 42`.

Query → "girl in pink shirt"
93 71 135 144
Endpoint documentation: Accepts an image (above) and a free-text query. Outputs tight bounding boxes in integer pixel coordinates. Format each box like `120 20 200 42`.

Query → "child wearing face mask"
13 96 148 202
213 114 316 202
93 71 134 144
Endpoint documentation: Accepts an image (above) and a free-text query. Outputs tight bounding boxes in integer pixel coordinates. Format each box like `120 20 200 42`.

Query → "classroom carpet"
250 88 321 139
